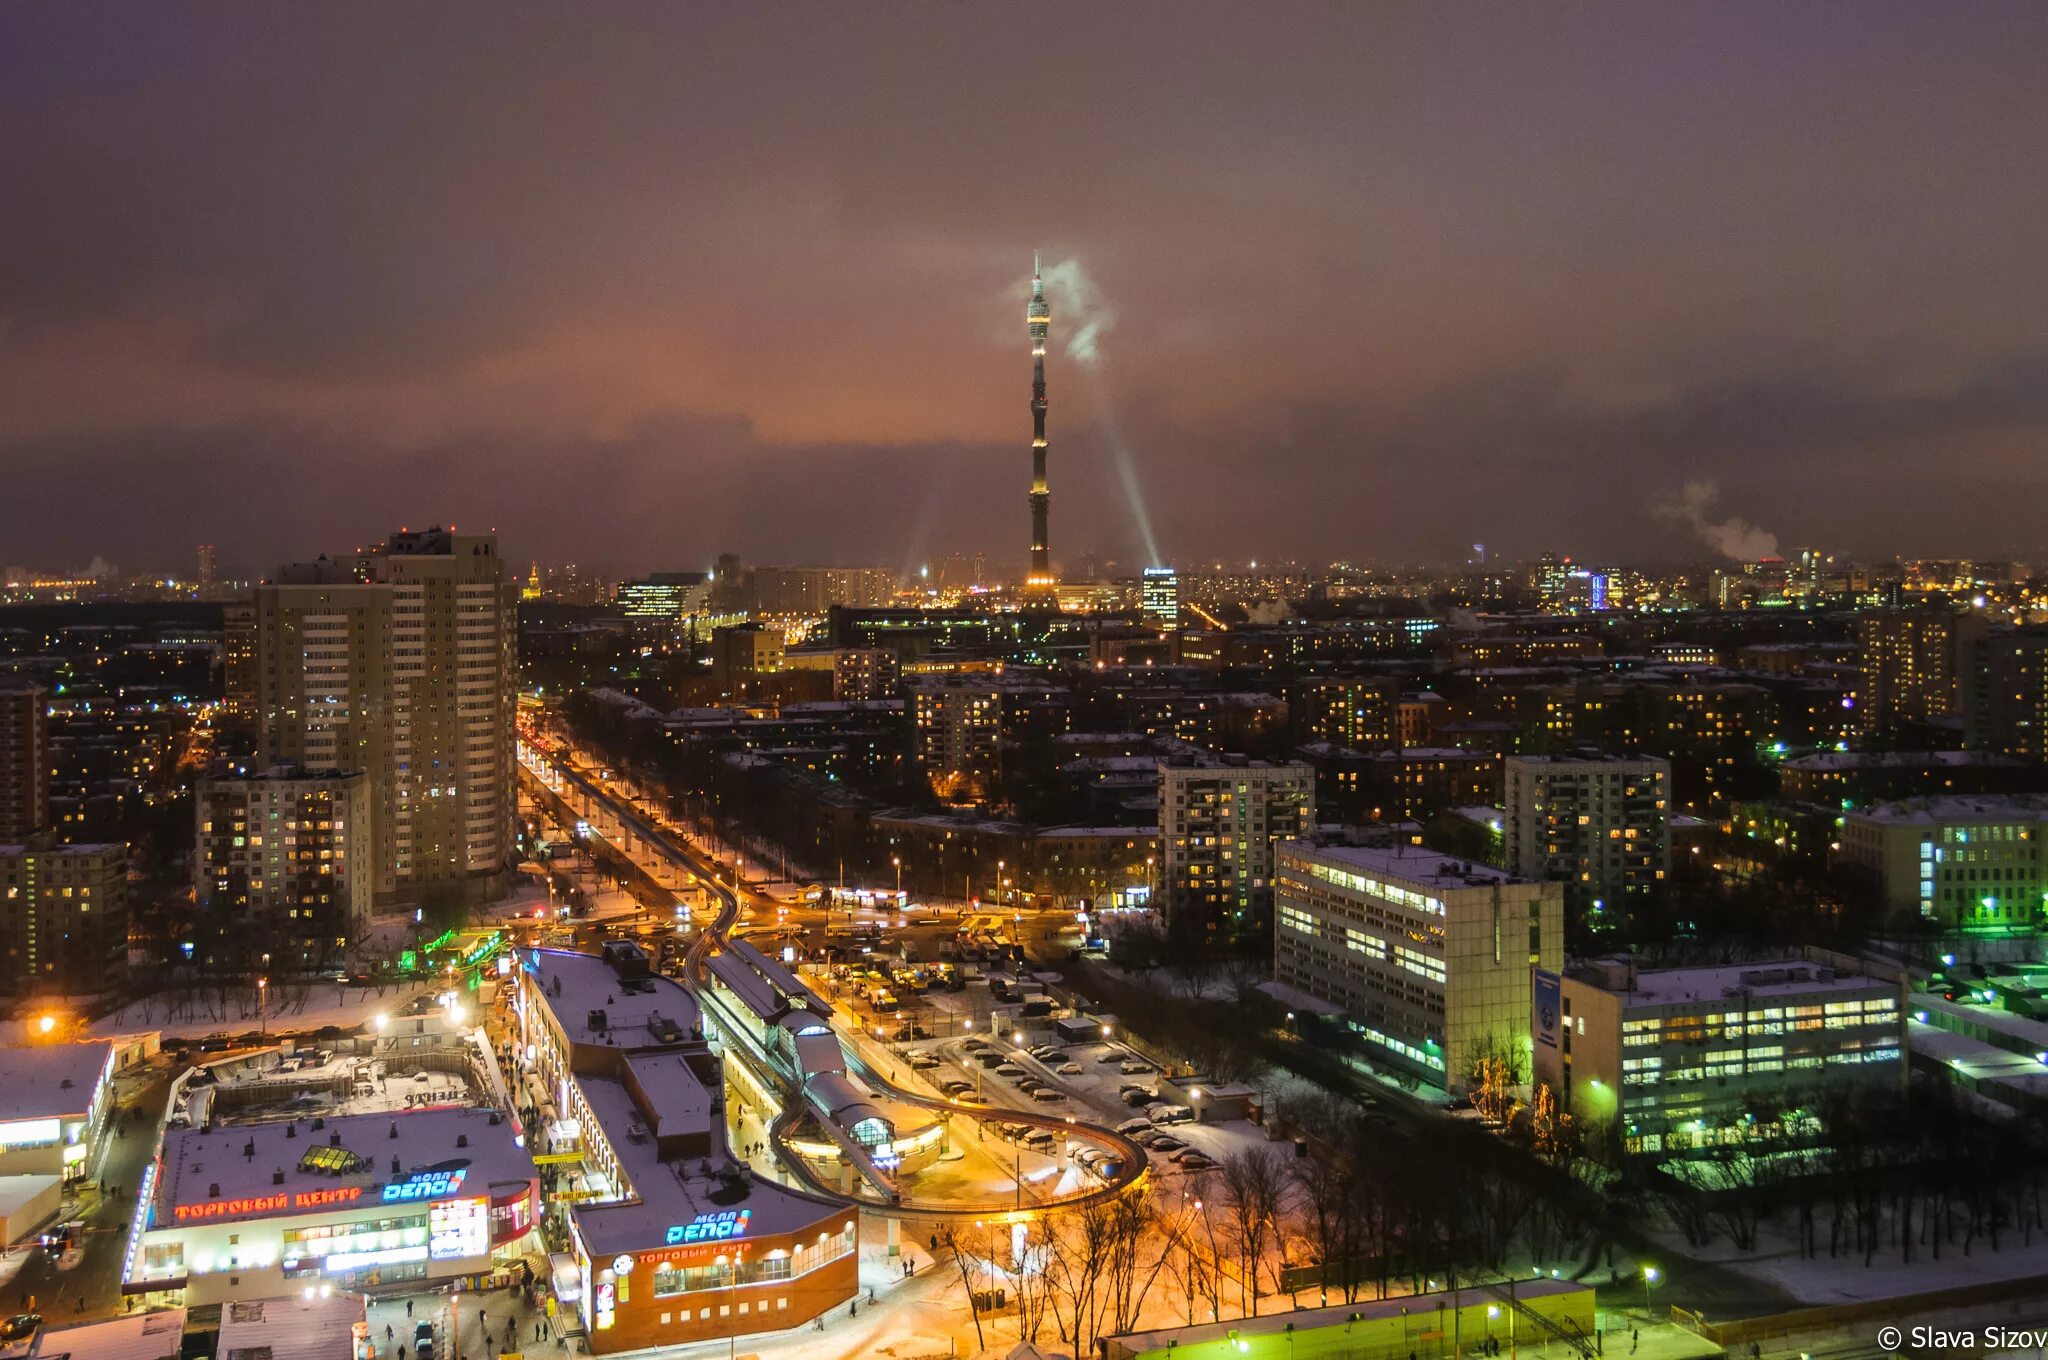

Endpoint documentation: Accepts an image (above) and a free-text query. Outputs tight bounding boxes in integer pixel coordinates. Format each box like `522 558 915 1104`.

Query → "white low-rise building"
1533 955 1905 1157
0 1040 117 1185
1273 841 1562 1092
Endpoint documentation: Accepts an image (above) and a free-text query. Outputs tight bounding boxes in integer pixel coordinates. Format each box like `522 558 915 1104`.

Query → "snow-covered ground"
95 978 444 1041
1644 1214 2048 1306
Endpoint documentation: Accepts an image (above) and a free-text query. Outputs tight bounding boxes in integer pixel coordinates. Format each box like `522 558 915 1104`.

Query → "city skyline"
5 6 2048 575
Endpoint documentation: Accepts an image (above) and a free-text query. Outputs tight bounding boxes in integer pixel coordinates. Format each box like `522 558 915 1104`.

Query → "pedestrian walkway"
366 1283 573 1360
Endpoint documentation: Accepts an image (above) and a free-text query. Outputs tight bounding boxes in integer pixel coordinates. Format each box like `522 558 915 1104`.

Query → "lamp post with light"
1641 1264 1659 1319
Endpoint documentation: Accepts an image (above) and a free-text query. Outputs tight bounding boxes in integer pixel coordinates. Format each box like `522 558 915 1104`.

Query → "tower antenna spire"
1026 253 1053 590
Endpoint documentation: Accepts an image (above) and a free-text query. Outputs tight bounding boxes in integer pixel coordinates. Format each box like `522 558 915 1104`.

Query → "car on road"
415 1322 434 1346
1 1315 42 1342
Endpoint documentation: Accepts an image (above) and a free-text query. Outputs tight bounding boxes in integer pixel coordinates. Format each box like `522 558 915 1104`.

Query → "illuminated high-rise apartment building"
245 527 517 908
0 680 50 841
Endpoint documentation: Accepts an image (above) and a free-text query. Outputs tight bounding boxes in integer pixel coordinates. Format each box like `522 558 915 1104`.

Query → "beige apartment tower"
245 528 517 908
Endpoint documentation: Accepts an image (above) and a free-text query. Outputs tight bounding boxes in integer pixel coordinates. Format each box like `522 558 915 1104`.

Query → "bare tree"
936 1225 986 1351
1153 1179 1222 1325
1218 1145 1293 1316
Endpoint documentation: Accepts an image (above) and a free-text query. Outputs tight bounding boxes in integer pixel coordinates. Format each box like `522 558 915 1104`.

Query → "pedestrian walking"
407 1301 415 1319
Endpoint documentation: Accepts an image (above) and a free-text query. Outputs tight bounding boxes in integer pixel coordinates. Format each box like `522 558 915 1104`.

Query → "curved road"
525 738 1152 1221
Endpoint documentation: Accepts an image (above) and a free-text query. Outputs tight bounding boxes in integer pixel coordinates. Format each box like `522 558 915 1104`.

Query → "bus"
827 922 883 944
987 972 1021 1003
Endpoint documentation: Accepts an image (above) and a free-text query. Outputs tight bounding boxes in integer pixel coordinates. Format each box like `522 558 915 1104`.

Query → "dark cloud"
3 4 2048 572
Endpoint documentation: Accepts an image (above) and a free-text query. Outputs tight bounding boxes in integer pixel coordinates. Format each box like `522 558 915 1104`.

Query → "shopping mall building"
512 942 858 1354
123 1105 538 1303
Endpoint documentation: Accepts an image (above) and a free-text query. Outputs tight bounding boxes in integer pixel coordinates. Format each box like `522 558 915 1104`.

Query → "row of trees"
944 1113 1609 1358
1641 1080 2048 1264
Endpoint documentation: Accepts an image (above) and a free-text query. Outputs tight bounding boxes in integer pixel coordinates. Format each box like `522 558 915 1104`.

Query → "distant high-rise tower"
0 679 50 840
1026 252 1053 588
196 543 217 590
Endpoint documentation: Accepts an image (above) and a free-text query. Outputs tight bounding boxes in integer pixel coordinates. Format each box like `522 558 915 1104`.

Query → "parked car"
995 1064 1027 1079
1055 1061 1083 1076
1030 1088 1063 1102
1121 1089 1154 1108
1177 1152 1215 1171
1028 1045 1061 1059
1118 1060 1153 1075
1022 1130 1056 1151
1 1315 42 1342
909 1054 942 1070
1144 1134 1186 1153
1116 1117 1153 1136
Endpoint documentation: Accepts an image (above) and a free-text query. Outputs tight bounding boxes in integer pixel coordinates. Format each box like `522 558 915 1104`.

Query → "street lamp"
1641 1265 1659 1317
893 856 903 898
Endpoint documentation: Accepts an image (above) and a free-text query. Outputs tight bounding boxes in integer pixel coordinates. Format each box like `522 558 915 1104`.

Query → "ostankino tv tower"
1026 252 1053 589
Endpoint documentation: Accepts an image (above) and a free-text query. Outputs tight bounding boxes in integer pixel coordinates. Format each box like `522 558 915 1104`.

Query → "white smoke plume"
1038 257 1115 367
1653 480 1780 560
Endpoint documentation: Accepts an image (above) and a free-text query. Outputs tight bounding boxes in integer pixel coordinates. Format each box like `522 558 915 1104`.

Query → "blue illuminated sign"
665 1209 750 1245
383 1167 469 1203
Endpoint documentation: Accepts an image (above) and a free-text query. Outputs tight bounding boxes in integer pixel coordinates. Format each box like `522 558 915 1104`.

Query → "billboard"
1533 969 1562 1050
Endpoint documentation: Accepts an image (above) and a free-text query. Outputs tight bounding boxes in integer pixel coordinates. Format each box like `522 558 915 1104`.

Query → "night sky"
5 5 2048 576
